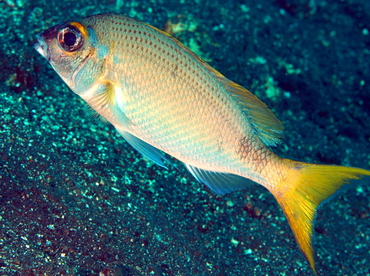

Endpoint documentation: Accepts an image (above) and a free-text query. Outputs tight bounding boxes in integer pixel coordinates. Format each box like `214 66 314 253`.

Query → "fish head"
34 19 106 94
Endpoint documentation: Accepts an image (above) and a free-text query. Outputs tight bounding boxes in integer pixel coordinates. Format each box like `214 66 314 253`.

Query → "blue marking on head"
88 27 109 59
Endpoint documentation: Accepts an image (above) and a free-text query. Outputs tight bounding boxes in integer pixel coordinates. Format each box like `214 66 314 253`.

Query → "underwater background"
1 0 370 275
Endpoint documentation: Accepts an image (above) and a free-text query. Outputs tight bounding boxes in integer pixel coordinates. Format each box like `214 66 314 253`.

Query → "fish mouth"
34 34 48 60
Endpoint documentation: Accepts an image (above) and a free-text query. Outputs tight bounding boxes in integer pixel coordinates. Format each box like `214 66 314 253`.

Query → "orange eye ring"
57 24 84 52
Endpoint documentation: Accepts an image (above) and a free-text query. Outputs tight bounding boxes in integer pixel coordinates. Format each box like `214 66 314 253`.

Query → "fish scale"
98 19 253 171
35 13 370 274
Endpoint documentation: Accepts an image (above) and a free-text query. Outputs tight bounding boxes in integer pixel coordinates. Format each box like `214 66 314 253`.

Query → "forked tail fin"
270 159 370 275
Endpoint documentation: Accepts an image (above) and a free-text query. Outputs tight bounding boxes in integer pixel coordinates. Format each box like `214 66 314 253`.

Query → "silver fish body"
35 13 370 274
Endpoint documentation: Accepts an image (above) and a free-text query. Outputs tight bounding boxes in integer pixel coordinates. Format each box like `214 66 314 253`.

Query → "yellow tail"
271 159 370 275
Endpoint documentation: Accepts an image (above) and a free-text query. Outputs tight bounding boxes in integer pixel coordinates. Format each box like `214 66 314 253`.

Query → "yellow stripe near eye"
69 22 88 37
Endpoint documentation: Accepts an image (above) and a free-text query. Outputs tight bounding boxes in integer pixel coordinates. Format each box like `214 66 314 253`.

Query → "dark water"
1 0 369 275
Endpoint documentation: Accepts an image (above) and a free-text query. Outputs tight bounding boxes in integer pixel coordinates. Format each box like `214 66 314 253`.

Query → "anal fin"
185 164 255 195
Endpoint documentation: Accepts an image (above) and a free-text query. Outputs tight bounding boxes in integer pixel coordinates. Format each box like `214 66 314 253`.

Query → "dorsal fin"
209 71 284 147
145 21 284 146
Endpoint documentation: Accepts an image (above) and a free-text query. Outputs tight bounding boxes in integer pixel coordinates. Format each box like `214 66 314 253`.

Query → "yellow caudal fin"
271 159 370 275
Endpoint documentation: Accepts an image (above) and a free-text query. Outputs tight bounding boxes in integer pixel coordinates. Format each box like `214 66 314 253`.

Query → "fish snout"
34 34 48 60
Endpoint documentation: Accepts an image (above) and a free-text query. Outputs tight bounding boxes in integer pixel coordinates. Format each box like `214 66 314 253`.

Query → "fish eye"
57 25 84 52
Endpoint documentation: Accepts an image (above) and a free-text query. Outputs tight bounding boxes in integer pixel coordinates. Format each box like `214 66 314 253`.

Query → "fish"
34 13 370 274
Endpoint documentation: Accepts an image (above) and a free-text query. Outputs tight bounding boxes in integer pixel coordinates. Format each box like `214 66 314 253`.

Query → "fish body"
35 13 370 274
